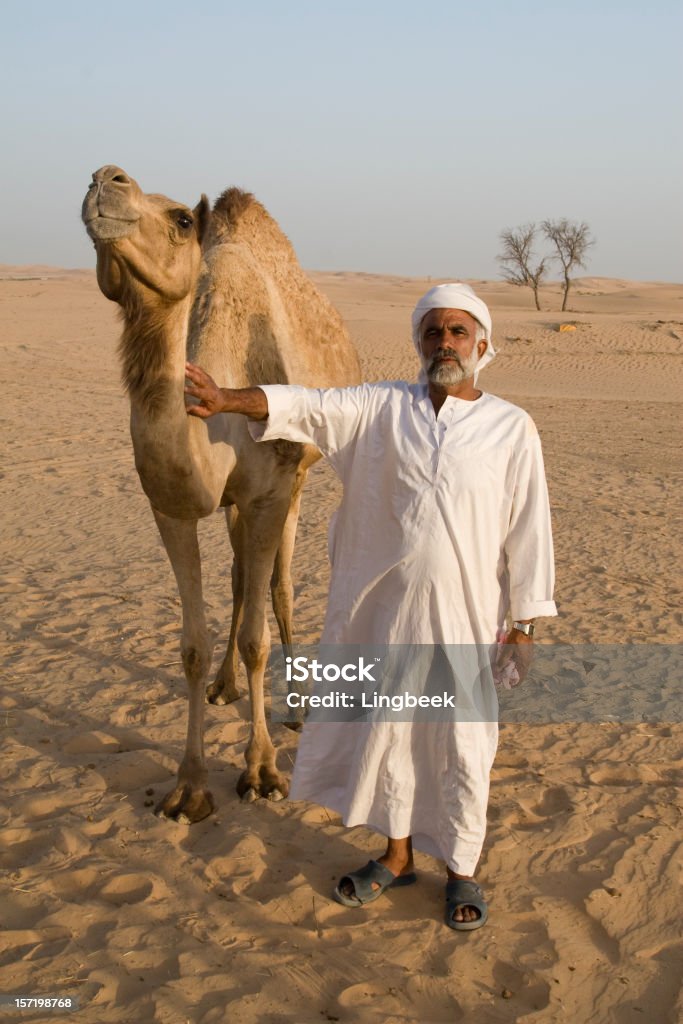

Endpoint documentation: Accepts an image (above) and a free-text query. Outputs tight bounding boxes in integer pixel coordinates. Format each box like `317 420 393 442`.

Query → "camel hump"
208 187 266 244
212 187 257 227
205 188 297 260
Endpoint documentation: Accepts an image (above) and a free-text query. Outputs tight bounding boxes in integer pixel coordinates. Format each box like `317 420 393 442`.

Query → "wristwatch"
512 621 535 636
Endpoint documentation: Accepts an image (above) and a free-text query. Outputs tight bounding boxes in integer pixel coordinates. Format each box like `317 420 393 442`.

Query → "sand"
0 268 681 1023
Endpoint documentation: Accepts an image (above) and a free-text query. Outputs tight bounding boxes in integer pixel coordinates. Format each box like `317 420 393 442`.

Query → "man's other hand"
495 630 534 686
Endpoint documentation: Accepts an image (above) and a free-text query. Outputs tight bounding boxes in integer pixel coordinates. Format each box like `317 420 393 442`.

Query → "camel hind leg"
270 448 318 648
270 467 307 649
210 468 306 709
270 470 308 732
207 504 242 706
236 493 293 803
152 508 215 823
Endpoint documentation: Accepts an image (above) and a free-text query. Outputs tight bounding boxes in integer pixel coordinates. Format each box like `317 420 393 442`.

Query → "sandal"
333 859 417 907
445 878 488 931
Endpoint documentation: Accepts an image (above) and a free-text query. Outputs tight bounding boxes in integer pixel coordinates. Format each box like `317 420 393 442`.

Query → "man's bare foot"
446 869 483 924
338 836 414 900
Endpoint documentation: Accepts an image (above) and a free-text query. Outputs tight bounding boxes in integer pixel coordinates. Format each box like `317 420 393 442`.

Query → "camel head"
82 165 210 306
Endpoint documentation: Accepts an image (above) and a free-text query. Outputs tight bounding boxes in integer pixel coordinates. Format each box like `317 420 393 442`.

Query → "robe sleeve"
246 383 370 459
504 420 558 620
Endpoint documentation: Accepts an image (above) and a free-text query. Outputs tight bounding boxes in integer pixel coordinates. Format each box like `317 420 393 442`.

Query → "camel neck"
123 289 236 518
120 295 192 420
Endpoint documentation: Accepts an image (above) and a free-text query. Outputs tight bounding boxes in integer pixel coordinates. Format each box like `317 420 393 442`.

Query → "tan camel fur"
82 165 360 822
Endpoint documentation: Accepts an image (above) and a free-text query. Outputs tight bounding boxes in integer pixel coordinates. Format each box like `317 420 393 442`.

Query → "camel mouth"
82 183 141 240
83 212 140 242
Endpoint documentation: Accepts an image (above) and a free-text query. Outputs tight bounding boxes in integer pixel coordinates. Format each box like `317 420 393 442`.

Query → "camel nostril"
112 174 130 185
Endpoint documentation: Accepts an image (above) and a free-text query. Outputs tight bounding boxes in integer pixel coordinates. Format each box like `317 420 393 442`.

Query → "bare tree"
542 219 594 311
497 224 547 310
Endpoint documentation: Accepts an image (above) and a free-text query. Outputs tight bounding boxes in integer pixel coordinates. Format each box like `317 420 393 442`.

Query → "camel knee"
238 638 268 671
237 626 268 671
271 576 292 601
181 641 212 684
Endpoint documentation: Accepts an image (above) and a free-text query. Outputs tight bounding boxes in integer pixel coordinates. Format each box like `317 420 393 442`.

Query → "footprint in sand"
62 729 144 754
0 824 91 870
0 827 54 870
99 873 154 905
512 785 574 822
0 927 72 967
53 825 93 859
2 891 51 931
18 791 77 821
337 980 416 1012
204 839 268 898
529 785 574 817
589 764 662 786
50 866 102 901
49 866 166 907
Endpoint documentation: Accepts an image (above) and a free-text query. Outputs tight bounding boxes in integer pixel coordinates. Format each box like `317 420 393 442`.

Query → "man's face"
419 308 487 386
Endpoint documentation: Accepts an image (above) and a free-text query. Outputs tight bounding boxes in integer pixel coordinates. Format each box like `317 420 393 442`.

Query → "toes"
337 876 360 901
451 904 480 922
337 876 361 902
154 784 215 823
338 878 380 900
236 768 289 802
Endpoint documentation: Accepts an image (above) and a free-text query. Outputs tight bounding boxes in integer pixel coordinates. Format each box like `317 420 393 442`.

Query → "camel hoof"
154 783 215 823
236 769 289 803
207 692 227 706
206 682 240 706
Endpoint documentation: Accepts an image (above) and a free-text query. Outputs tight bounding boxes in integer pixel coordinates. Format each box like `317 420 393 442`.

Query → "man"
185 282 557 931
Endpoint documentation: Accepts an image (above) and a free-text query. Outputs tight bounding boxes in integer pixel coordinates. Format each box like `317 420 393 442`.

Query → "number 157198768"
0 996 78 1011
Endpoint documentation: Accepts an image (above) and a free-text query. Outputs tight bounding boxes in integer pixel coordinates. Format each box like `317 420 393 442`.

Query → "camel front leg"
237 498 291 803
152 508 215 823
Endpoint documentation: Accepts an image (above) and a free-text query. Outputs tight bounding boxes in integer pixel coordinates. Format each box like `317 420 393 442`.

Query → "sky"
2 0 682 281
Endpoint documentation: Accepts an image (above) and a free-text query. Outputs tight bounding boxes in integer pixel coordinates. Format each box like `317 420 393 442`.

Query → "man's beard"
425 346 479 385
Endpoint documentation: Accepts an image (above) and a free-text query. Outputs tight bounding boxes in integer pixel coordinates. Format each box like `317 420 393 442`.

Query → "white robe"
249 381 557 873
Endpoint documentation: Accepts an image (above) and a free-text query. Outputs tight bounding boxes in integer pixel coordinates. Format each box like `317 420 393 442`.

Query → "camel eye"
176 213 193 230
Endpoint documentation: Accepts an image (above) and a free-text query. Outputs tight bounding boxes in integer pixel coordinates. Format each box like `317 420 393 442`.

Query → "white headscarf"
411 283 496 380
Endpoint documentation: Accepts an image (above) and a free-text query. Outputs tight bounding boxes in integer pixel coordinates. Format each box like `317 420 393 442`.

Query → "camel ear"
193 195 211 244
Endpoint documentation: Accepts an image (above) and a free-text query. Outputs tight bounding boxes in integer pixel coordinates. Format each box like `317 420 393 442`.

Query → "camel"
82 165 360 822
